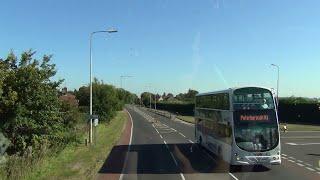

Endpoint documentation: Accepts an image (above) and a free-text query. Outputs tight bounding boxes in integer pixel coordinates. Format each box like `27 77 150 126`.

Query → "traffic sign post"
88 115 99 144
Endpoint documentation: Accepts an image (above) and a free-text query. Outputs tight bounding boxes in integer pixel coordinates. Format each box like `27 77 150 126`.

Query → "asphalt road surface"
110 105 320 180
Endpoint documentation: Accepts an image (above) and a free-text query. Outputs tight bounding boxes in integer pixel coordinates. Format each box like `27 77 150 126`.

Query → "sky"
1 0 320 97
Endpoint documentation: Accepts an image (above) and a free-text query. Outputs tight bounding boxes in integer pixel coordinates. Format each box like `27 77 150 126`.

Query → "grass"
26 111 127 180
279 123 320 131
177 115 195 124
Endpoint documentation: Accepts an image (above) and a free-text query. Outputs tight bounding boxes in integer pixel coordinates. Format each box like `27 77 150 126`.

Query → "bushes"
75 79 138 122
278 102 320 124
0 50 72 154
155 102 194 116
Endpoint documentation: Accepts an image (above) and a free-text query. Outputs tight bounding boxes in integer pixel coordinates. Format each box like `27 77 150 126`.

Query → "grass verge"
26 111 127 180
177 116 195 124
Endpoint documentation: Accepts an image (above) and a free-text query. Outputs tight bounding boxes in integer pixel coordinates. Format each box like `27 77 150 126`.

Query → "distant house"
59 87 79 107
59 93 79 107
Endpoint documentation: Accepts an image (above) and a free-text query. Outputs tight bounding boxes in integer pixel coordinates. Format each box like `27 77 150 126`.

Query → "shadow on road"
98 143 271 174
307 153 320 156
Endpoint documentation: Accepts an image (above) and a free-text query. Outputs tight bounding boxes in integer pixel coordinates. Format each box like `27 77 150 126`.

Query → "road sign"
90 115 98 119
94 118 99 126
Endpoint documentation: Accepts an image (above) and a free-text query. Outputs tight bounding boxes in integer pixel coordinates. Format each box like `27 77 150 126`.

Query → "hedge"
153 102 320 124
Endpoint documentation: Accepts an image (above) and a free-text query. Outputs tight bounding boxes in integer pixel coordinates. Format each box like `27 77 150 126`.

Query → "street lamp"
145 85 152 109
120 75 133 89
271 64 279 109
89 27 117 144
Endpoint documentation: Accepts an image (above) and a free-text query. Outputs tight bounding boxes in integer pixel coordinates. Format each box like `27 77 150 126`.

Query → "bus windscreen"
233 87 275 110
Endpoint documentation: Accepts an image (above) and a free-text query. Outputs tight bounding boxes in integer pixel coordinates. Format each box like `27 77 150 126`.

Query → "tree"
140 92 154 106
0 50 65 154
75 78 137 122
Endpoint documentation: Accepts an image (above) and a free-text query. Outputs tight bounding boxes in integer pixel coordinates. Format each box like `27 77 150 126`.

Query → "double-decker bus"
195 86 281 165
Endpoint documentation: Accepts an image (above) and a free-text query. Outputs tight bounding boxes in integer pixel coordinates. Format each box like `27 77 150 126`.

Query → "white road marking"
288 156 296 160
179 132 186 138
179 173 186 180
155 128 160 134
188 140 194 143
297 160 303 163
306 167 316 171
162 123 169 127
288 159 295 163
170 128 177 131
282 154 287 156
160 135 163 139
119 109 134 180
160 131 176 134
286 142 320 146
163 138 185 180
164 140 167 144
282 157 287 159
297 163 305 167
305 163 312 167
229 172 239 180
169 152 178 165
282 136 320 139
315 167 320 171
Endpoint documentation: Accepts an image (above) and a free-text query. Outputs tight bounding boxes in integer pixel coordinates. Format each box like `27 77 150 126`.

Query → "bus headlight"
235 153 241 161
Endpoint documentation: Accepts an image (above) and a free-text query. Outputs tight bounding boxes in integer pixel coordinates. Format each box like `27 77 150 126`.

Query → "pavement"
99 105 320 180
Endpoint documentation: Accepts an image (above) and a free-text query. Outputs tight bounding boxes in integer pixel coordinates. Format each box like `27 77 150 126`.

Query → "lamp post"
120 75 133 89
145 85 152 109
89 28 117 144
271 64 279 109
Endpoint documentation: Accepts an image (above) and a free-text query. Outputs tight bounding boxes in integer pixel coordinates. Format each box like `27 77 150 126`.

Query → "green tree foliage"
175 89 198 102
280 96 318 104
117 88 138 107
75 79 138 122
140 92 154 106
0 50 67 154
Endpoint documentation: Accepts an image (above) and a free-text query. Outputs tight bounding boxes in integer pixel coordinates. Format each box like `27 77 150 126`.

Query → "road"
105 105 320 180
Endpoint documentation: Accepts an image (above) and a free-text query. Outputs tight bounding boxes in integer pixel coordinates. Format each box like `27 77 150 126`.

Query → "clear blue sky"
1 0 320 97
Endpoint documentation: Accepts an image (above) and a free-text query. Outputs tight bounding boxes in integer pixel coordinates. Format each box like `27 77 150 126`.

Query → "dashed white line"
162 123 169 127
170 128 177 131
169 152 178 165
316 167 320 171
305 167 316 171
282 157 288 159
179 173 186 180
179 132 186 138
288 159 296 163
305 163 312 167
296 163 305 167
164 140 167 144
229 172 239 180
159 135 163 139
288 156 295 160
297 160 303 163
188 140 194 143
155 128 160 134
282 154 287 156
